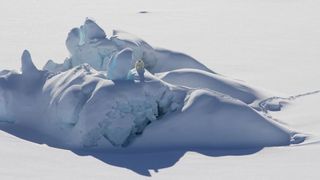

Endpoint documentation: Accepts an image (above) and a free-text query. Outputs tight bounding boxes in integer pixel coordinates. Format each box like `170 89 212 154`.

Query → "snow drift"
0 19 300 150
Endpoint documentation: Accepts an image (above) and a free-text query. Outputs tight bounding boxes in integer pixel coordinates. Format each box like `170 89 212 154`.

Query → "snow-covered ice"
0 19 298 150
0 0 319 179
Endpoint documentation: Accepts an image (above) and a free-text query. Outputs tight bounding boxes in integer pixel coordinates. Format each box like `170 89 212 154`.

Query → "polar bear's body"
135 60 145 82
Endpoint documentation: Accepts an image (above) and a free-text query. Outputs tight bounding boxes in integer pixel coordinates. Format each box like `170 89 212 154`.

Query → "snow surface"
0 19 298 150
0 0 320 179
156 68 266 104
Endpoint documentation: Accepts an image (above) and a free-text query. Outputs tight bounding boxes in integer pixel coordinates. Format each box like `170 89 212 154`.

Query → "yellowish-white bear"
135 60 145 82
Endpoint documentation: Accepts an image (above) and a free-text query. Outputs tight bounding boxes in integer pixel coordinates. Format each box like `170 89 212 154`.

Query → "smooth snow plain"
0 0 319 179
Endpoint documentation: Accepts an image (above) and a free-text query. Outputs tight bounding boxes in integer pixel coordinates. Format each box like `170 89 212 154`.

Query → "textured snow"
44 19 158 74
106 48 133 80
1 58 184 148
44 19 213 77
111 30 157 69
156 68 266 104
0 19 298 149
1 1 320 179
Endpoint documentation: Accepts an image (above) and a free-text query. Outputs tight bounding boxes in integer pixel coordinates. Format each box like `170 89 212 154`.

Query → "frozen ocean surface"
0 19 297 150
0 0 319 179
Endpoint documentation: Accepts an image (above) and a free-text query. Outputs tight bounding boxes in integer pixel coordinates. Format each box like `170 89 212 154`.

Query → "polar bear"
135 60 145 82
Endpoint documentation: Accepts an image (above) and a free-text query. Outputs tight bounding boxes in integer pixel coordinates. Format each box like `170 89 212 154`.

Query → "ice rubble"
44 19 210 75
44 19 156 73
0 19 299 149
1 56 183 147
106 48 133 80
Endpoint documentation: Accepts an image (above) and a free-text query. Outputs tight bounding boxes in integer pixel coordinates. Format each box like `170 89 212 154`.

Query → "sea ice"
0 19 298 150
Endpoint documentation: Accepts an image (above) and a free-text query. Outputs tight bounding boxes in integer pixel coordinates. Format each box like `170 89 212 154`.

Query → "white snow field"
0 0 320 179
